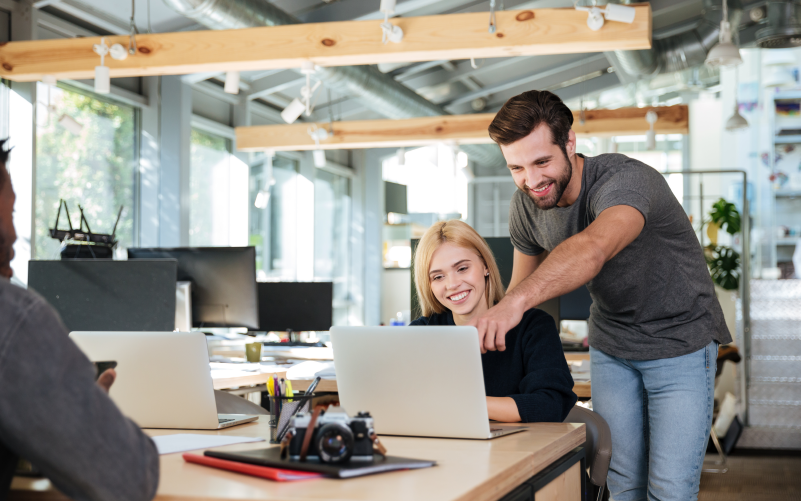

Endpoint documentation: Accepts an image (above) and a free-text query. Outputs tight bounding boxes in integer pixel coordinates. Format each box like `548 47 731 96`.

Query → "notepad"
183 453 324 481
152 434 265 455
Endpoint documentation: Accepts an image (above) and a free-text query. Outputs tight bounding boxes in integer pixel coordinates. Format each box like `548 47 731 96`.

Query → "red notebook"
182 453 325 482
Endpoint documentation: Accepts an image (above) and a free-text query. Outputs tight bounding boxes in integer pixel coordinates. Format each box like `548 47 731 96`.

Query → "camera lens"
316 423 355 464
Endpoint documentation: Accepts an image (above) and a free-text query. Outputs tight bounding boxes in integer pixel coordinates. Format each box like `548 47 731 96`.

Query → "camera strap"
370 431 387 457
299 406 326 462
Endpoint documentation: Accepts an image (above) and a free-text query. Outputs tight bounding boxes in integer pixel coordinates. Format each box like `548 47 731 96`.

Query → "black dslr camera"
287 408 375 463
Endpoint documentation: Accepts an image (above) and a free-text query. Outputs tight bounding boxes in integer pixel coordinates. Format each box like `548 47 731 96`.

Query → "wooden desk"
289 378 593 399
10 417 585 501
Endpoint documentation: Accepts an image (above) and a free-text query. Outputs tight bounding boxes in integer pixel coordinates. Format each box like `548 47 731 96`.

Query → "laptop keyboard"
219 418 235 424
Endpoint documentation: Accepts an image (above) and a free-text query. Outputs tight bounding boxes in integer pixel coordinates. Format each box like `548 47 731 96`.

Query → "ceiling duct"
609 0 743 78
163 0 504 166
755 1 801 48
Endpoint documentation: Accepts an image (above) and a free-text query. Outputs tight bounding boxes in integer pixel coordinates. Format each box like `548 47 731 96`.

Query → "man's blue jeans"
590 341 718 501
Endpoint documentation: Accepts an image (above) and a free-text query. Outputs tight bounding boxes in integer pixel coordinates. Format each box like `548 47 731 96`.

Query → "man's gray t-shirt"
509 153 732 360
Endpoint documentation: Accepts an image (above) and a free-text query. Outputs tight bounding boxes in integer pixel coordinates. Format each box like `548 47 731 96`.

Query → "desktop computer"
255 281 333 335
128 247 259 330
28 259 177 332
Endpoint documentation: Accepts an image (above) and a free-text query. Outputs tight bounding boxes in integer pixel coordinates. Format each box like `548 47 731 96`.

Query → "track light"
645 110 657 151
313 149 326 167
705 0 742 68
92 37 128 95
58 114 84 135
254 151 274 210
281 99 306 124
224 71 240 95
575 3 635 31
281 62 322 124
308 125 330 167
379 0 404 44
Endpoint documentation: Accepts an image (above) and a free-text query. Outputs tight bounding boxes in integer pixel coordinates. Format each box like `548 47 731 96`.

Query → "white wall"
381 268 411 325
689 94 722 170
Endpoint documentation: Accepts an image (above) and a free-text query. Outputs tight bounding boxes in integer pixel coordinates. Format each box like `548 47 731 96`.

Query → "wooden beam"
0 5 651 82
235 105 689 152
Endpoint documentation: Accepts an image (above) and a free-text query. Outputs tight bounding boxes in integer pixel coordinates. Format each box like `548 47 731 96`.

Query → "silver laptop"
330 326 526 440
70 331 258 430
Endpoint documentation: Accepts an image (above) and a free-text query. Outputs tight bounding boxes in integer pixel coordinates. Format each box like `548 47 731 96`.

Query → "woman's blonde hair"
413 220 505 317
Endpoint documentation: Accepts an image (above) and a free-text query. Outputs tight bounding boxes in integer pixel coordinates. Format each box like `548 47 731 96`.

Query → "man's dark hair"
0 138 10 191
488 90 574 156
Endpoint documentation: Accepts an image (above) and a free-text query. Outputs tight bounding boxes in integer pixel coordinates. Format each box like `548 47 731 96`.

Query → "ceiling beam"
0 5 652 82
235 105 688 152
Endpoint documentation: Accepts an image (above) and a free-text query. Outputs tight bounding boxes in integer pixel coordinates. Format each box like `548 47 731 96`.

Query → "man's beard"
0 225 13 280
519 152 572 210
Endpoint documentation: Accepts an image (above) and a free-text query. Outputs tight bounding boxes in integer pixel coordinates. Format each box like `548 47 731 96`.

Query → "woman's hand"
486 396 521 423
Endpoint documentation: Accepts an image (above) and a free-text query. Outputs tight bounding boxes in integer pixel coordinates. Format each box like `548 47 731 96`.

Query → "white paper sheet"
151 434 265 455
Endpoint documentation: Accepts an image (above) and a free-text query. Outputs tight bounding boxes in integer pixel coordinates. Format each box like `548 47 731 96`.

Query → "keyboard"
219 418 235 424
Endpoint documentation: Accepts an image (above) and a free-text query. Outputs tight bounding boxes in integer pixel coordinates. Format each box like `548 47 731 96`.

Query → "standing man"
476 91 730 500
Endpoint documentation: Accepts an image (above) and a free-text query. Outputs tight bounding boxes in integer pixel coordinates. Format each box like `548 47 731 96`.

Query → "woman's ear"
484 267 489 277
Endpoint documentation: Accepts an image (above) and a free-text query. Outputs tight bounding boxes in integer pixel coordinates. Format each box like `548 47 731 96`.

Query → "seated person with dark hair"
0 139 160 501
411 220 576 423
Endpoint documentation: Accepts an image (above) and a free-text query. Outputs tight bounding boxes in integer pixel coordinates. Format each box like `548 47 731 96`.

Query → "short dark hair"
488 90 574 155
0 138 10 192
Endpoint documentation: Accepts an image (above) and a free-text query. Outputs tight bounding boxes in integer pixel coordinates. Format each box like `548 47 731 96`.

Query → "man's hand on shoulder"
471 295 526 353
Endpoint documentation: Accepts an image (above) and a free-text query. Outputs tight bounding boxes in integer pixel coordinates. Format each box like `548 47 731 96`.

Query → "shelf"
775 190 801 198
774 135 801 144
778 240 798 246
774 91 801 100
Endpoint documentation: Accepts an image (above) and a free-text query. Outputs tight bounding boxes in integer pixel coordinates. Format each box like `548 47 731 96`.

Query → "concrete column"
159 76 192 247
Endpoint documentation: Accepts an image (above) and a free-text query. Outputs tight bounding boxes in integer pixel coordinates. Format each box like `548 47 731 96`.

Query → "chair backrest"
565 406 612 487
214 390 269 415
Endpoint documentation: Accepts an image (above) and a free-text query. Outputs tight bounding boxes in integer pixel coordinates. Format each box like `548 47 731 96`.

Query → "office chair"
214 390 268 416
565 406 612 501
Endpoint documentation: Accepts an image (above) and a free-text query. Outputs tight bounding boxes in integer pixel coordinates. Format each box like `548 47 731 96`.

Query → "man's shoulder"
589 153 663 179
0 280 58 336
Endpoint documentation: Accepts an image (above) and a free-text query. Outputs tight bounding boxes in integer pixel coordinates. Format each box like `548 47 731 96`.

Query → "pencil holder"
268 393 315 444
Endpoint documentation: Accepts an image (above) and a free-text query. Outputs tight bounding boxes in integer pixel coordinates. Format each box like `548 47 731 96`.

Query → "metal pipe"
611 0 743 78
162 0 504 166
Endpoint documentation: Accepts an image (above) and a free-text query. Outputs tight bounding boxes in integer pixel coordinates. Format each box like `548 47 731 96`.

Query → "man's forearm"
505 232 606 311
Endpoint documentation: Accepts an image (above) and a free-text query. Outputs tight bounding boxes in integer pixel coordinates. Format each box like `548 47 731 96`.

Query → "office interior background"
1 0 801 463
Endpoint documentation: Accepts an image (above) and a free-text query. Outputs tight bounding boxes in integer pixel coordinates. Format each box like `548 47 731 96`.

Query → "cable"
128 0 139 55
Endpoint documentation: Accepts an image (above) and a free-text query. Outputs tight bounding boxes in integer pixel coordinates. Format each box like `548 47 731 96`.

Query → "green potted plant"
703 199 741 338
703 198 742 291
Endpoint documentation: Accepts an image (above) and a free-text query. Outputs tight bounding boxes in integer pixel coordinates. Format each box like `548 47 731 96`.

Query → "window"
189 128 248 247
314 169 352 325
35 83 137 260
248 155 299 281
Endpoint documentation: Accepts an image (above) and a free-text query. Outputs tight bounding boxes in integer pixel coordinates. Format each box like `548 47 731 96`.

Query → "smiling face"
500 124 576 210
428 242 489 325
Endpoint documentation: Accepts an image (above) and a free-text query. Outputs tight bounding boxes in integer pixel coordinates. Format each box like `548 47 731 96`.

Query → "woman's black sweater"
410 308 577 423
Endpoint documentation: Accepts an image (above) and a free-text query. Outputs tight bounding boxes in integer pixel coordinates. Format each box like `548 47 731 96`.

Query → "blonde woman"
411 220 576 423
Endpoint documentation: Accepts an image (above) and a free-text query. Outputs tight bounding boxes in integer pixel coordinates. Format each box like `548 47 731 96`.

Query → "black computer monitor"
256 282 333 332
28 260 177 332
560 286 593 321
127 247 259 330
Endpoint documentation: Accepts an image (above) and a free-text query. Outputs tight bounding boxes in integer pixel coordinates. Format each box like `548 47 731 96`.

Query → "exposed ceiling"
34 0 766 126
